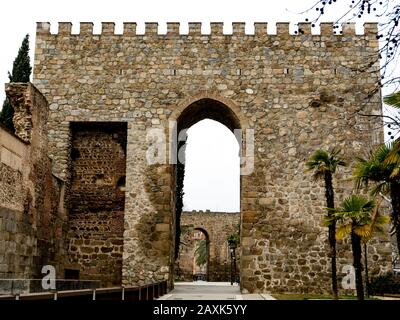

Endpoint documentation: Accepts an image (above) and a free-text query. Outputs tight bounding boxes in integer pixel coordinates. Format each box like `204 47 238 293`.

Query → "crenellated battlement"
36 21 378 37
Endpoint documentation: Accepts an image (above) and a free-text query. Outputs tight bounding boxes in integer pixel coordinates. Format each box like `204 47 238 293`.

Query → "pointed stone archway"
167 92 251 290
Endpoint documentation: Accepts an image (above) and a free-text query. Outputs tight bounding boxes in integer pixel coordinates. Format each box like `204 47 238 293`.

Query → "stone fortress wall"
0 83 67 282
176 211 240 282
0 21 392 293
0 126 35 280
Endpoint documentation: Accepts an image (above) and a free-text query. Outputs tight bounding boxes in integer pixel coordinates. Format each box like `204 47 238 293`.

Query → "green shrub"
369 272 400 295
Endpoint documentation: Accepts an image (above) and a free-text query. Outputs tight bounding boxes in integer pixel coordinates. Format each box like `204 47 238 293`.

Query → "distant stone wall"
0 128 25 212
0 83 67 280
0 127 34 278
66 122 126 286
176 211 240 282
0 204 37 280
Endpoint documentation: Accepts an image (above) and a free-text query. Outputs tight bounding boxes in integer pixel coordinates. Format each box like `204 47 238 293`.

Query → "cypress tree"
0 34 32 131
0 99 14 131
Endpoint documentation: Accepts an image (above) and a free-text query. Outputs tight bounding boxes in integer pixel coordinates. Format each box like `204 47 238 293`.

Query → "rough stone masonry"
1 83 67 283
1 21 393 294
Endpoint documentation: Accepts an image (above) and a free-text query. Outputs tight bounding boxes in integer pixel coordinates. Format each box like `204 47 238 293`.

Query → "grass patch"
272 294 378 300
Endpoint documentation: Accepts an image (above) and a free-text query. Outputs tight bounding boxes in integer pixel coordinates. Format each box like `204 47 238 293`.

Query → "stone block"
154 223 169 232
259 198 275 208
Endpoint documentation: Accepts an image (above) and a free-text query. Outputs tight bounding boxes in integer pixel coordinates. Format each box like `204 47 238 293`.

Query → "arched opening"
175 227 210 282
192 228 210 282
171 96 244 285
176 98 242 132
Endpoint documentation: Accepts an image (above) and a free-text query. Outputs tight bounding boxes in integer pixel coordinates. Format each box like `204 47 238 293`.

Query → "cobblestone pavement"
157 282 275 300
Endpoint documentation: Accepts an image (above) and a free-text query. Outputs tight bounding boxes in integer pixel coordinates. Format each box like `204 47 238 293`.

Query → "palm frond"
333 195 389 243
339 195 375 213
336 224 352 240
391 167 400 179
354 224 372 240
383 142 400 180
384 91 400 109
373 143 391 163
323 210 336 226
370 181 390 197
373 215 391 235
305 148 346 179
353 144 394 195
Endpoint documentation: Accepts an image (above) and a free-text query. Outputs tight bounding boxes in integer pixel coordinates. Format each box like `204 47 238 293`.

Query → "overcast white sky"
183 120 240 212
0 0 390 211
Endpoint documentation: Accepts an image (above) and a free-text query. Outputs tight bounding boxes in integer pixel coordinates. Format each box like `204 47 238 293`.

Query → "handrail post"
3 281 171 301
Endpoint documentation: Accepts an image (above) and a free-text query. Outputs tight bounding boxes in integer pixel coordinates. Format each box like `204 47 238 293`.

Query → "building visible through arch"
0 21 393 294
176 211 241 282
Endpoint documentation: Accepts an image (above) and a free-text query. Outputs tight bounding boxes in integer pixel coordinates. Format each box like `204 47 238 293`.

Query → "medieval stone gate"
1 21 393 294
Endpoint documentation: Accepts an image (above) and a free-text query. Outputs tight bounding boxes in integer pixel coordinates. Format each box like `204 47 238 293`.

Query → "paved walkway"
158 281 275 300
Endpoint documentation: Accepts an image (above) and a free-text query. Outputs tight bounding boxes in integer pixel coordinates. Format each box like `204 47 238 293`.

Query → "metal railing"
0 279 101 295
0 281 168 301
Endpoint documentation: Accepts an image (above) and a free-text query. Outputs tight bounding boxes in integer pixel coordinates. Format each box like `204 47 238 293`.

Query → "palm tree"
306 148 346 300
329 195 389 300
354 143 400 256
382 91 400 256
